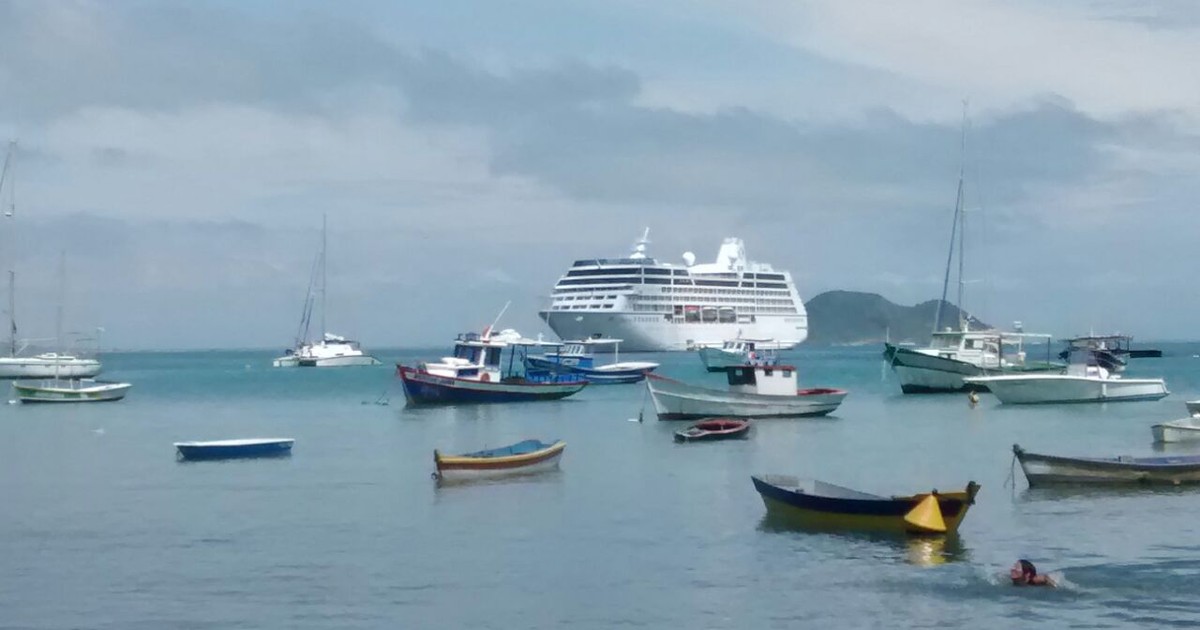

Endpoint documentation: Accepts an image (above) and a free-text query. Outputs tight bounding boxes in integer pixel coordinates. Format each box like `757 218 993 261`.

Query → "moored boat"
1013 443 1200 486
1152 417 1200 443
647 362 846 420
175 438 295 461
1186 400 1200 417
884 331 1060 394
965 349 1168 404
399 328 588 405
697 338 777 372
433 439 565 480
674 418 751 442
751 475 980 534
525 338 658 384
12 378 130 403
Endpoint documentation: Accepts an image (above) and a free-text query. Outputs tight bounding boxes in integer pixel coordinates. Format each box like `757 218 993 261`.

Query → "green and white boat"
12 378 131 403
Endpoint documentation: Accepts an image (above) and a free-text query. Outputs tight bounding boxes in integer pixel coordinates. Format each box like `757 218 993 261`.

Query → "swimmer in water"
1010 559 1054 587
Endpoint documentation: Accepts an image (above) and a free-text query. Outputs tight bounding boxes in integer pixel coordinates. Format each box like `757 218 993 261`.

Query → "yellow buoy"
968 391 980 406
903 494 947 534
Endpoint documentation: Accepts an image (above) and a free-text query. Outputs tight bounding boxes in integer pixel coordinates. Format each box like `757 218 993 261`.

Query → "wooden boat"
965 349 1167 404
1013 444 1200 486
12 378 131 403
751 475 980 534
399 329 588 405
525 338 658 384
433 439 565 480
1152 417 1200 443
674 418 751 442
175 438 294 461
647 363 846 420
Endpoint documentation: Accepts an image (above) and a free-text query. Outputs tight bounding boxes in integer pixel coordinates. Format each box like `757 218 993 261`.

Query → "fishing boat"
697 338 778 372
175 438 294 461
398 322 588 405
273 216 380 368
433 439 565 480
12 378 130 403
646 361 846 420
751 475 980 534
525 338 659 384
1151 416 1200 443
674 418 751 442
1013 444 1200 486
964 349 1168 404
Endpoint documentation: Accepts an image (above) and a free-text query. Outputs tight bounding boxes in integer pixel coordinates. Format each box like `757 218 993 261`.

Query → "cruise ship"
539 231 808 352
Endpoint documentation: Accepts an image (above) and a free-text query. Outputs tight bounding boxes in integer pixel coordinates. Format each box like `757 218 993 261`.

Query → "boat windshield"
930 333 962 349
727 366 757 387
454 344 483 363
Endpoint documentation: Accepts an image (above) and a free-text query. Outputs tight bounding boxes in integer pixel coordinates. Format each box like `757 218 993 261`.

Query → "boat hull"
674 419 751 442
965 375 1168 404
13 380 130 403
175 439 294 461
1014 444 1200 486
884 344 1061 393
0 357 102 379
398 365 587 405
1152 418 1200 443
525 357 657 384
698 347 744 372
297 355 381 367
752 475 978 534
434 440 565 480
647 375 846 419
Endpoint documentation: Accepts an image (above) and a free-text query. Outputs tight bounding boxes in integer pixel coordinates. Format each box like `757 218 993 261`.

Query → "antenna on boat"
485 301 511 338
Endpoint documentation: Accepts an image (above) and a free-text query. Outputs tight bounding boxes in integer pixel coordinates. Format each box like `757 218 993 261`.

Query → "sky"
0 0 1198 350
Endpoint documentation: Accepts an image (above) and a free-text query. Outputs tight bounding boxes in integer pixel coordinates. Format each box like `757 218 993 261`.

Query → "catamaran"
273 216 380 367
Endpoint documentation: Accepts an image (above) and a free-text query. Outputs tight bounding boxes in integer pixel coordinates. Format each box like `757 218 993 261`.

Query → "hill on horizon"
805 290 990 346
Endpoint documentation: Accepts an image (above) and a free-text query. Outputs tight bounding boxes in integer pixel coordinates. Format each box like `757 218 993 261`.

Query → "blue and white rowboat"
175 438 294 461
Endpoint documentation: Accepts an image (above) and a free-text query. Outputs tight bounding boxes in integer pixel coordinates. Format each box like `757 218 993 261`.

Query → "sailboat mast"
955 103 968 331
56 251 65 352
2 142 15 358
7 271 14 357
320 214 327 341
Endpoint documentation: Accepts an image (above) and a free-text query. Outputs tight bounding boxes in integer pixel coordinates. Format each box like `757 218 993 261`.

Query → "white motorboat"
646 361 847 419
1152 417 1200 443
964 350 1168 404
12 378 130 403
696 338 778 372
273 216 379 367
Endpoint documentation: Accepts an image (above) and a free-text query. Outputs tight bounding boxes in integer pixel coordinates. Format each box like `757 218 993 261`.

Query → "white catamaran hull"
966 375 1168 404
647 377 845 419
540 311 805 352
0 357 102 379
298 355 381 367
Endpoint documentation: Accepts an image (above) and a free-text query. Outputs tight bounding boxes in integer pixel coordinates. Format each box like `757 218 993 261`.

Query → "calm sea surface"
4 344 1200 628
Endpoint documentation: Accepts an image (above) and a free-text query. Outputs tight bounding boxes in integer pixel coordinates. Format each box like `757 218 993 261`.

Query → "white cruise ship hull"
540 311 805 353
0 357 102 379
964 374 1168 404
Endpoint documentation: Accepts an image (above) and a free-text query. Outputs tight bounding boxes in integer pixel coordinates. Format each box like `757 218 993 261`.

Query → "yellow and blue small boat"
752 475 980 534
434 439 566 481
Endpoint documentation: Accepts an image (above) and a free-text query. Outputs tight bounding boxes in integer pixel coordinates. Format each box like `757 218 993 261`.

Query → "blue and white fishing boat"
525 338 658 384
175 438 294 461
696 337 779 372
1013 444 1200 486
398 327 588 405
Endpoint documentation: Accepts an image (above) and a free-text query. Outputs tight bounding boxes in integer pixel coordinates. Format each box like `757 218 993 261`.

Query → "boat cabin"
422 332 507 382
725 363 798 396
1064 348 1114 380
924 330 1049 368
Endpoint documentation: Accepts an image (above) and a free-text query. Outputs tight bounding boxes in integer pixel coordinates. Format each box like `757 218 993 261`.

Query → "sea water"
3 344 1200 628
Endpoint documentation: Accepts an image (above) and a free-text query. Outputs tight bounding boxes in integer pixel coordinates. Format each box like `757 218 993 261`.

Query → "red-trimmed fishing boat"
399 329 588 405
434 439 565 480
674 418 751 442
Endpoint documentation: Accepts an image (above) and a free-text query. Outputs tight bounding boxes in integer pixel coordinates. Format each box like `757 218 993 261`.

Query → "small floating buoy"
968 391 980 407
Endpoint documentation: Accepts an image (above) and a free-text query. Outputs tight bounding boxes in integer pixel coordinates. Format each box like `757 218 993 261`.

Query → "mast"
7 271 13 357
955 102 968 331
932 103 969 335
319 213 327 341
1 141 14 357
56 250 65 352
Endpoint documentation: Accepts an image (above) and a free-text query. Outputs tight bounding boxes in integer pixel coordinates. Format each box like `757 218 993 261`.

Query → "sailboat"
272 216 380 367
0 141 102 379
882 109 1059 393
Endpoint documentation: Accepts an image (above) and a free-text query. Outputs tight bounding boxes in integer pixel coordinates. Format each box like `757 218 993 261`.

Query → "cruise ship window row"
556 276 790 288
